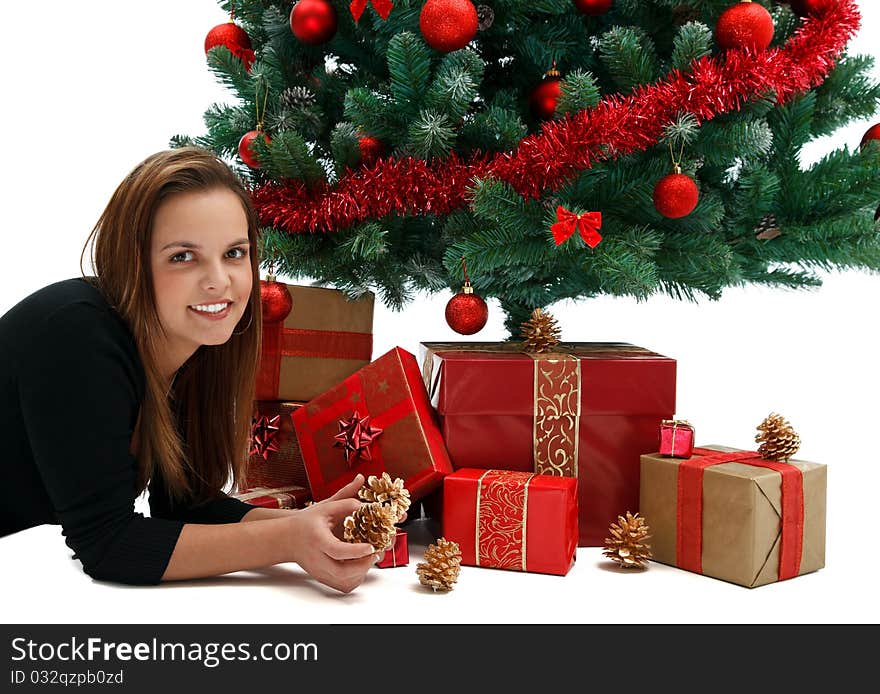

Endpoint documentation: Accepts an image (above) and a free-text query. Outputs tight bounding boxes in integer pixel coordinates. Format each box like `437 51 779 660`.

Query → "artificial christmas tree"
176 0 880 334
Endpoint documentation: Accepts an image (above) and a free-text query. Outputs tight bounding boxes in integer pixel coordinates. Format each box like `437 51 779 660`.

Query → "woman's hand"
286 474 380 593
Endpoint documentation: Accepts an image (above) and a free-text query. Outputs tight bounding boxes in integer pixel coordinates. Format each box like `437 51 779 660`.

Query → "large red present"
244 401 308 490
421 342 675 546
293 347 454 502
233 485 312 509
257 284 374 401
442 469 577 576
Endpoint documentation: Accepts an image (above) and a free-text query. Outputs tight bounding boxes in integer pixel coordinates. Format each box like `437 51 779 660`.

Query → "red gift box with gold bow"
292 347 454 502
442 469 577 576
375 530 408 568
421 342 675 546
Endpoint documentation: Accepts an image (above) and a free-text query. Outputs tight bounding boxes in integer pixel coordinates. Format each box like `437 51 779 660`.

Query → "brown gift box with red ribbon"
293 347 454 503
244 401 308 490
420 342 675 546
232 484 312 510
639 445 826 588
257 284 374 402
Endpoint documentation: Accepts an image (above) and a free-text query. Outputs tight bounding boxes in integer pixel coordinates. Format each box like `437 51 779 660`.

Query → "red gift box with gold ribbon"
244 401 308 490
232 484 312 509
640 446 826 588
442 469 577 576
421 342 675 546
292 347 454 502
375 529 408 568
257 284 374 402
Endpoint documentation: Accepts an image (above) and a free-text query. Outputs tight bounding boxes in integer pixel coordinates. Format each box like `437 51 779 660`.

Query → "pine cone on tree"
603 512 652 570
358 472 411 522
520 308 562 353
755 412 801 461
416 538 461 592
343 503 397 550
755 214 782 240
280 86 316 111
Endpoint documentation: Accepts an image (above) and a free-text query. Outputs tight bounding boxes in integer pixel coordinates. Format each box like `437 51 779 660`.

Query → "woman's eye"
228 247 248 259
170 251 193 263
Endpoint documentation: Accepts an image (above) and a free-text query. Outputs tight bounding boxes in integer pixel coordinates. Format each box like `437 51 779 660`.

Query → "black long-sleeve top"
0 277 254 584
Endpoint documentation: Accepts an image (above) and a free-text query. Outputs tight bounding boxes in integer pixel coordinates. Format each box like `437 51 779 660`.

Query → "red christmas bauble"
260 279 293 323
204 21 255 70
529 77 562 120
238 130 269 169
715 1 775 51
860 123 880 149
445 289 488 335
290 0 338 45
653 173 700 219
789 0 835 18
419 0 479 53
572 0 613 15
358 136 384 166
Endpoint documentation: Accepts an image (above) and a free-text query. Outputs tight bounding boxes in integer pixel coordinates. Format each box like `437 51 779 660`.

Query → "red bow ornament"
349 0 393 21
249 414 282 460
334 411 384 466
551 206 603 248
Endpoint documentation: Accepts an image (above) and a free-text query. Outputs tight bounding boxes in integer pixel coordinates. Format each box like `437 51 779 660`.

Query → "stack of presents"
236 282 826 588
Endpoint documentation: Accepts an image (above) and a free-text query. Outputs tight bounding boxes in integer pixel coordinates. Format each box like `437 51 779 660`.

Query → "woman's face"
149 187 253 371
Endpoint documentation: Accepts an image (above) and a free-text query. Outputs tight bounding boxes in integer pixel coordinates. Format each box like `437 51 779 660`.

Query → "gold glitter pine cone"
416 538 461 592
520 308 561 353
603 511 652 570
358 472 411 523
755 412 801 461
343 502 397 551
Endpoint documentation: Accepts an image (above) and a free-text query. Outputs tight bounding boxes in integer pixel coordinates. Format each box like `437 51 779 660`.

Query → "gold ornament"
603 511 652 570
520 308 562 353
755 412 801 461
343 502 397 551
358 472 411 523
416 538 461 592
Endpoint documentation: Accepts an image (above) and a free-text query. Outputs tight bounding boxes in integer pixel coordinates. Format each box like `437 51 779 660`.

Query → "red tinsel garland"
252 1 860 234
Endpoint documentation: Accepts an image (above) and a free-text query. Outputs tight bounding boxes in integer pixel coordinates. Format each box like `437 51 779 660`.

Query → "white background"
0 1 877 624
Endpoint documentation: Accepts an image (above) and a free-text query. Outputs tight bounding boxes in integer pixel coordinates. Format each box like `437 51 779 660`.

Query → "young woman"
0 147 381 592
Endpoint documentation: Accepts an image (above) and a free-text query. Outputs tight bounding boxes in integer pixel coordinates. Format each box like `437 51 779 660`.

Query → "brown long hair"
80 147 261 503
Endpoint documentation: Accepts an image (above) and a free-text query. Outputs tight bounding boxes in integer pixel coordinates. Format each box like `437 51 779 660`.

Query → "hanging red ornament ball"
419 0 479 53
445 284 488 335
358 136 384 166
653 172 700 219
860 123 880 149
260 277 293 323
238 130 270 169
204 21 255 70
572 0 613 15
789 0 835 18
290 0 338 45
529 68 562 120
715 1 775 51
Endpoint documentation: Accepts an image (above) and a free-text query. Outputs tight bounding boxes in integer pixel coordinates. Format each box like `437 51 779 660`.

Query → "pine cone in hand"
603 512 652 570
416 538 461 592
756 412 801 461
358 472 411 522
520 308 562 353
343 503 397 551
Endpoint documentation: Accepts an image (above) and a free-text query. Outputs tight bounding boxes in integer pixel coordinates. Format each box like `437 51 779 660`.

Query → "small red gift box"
245 401 308 489
375 530 408 568
659 419 695 458
442 469 577 576
293 347 454 502
233 485 312 509
421 342 675 546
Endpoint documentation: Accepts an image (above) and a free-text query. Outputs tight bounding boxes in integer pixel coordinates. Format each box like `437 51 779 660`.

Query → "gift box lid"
420 342 675 416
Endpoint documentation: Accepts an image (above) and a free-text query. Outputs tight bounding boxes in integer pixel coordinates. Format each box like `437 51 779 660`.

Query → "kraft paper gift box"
245 401 308 490
639 445 826 588
421 342 675 546
293 347 454 503
442 469 578 576
256 284 374 402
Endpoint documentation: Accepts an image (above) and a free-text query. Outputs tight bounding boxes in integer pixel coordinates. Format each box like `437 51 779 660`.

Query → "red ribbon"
249 414 282 460
677 447 805 581
550 206 602 248
333 411 384 466
349 0 393 22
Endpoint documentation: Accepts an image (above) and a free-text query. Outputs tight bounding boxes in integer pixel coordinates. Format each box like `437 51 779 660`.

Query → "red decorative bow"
334 411 384 466
349 0 393 22
550 206 603 248
249 414 281 460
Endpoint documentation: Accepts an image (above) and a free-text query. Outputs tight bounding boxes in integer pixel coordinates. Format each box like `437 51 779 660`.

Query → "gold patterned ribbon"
531 353 581 477
475 470 536 571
